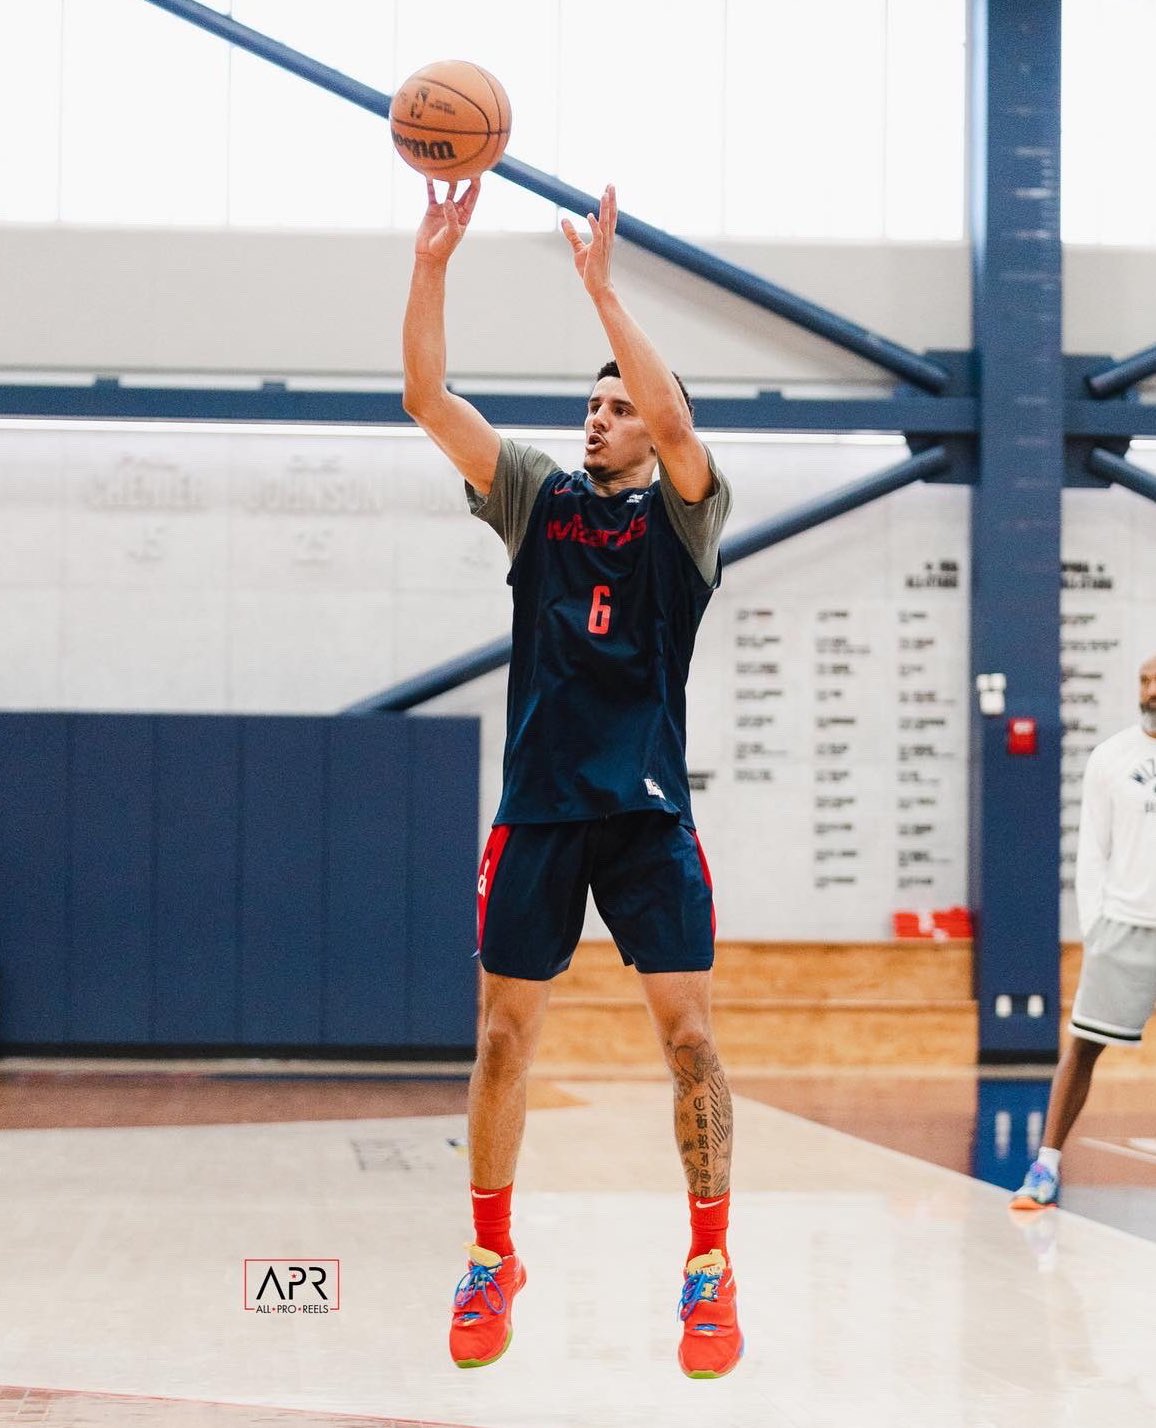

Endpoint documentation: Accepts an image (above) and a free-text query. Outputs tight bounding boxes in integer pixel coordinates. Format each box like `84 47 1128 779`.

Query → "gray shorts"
1070 916 1156 1047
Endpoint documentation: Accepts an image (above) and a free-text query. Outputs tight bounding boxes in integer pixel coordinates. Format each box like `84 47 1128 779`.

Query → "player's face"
583 377 656 479
1139 657 1156 727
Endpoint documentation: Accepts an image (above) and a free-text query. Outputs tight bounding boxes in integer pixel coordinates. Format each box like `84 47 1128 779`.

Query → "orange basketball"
390 60 512 182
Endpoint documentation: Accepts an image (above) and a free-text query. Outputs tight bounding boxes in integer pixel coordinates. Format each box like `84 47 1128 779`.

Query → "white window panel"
724 0 888 239
13 0 973 241
1063 0 1156 246
59 0 229 225
228 1 396 229
0 0 63 222
392 0 559 232
232 0 397 94
884 0 965 240
556 0 726 239
1060 0 1103 244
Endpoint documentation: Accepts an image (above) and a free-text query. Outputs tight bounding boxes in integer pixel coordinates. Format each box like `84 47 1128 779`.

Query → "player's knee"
476 1015 537 1075
659 1022 717 1072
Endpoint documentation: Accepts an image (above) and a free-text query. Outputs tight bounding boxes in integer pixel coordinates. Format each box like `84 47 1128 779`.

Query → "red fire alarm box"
1006 717 1038 756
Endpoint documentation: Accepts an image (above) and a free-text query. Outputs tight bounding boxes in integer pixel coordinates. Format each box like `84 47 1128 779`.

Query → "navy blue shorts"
476 811 716 981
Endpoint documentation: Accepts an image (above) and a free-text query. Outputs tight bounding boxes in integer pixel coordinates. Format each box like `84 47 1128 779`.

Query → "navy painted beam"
717 444 950 561
1086 445 1156 501
1086 343 1156 399
499 160 950 393
143 0 949 394
11 378 1156 441
344 637 513 716
0 379 976 435
1064 399 1156 438
967 0 1063 1061
344 444 949 714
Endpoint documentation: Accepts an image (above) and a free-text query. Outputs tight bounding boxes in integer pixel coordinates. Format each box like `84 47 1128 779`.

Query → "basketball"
390 60 512 182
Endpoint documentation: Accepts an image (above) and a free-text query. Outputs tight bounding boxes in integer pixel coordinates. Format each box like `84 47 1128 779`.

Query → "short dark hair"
594 359 694 421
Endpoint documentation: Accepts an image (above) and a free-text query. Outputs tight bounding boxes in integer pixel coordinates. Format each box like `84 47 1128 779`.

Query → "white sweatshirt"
1076 723 1156 935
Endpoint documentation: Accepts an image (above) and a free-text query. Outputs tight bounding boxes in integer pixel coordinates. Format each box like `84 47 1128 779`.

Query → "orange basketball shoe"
449 1244 527 1369
678 1249 744 1379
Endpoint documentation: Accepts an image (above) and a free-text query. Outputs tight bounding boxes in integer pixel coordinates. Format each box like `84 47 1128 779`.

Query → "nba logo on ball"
390 59 512 181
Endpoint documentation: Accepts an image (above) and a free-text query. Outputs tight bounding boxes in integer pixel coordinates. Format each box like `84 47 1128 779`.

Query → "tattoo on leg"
709 1077 732 1154
667 1038 733 1197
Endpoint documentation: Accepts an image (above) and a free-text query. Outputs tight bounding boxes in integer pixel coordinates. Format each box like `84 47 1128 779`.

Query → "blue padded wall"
0 712 479 1053
405 717 482 1048
325 718 410 1046
239 718 328 1045
153 716 241 1043
0 716 70 1042
69 716 155 1042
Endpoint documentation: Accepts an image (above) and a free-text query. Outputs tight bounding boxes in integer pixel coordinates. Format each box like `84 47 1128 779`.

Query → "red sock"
470 1182 514 1258
688 1189 730 1262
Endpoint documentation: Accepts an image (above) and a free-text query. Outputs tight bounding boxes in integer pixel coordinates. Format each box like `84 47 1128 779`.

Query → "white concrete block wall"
1 418 1153 938
2 223 1155 938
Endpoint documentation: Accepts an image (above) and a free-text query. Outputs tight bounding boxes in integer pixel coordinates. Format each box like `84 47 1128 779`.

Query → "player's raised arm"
402 178 501 495
561 184 713 504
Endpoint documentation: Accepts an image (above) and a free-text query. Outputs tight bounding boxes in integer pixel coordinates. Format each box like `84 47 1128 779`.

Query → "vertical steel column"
968 0 1064 1059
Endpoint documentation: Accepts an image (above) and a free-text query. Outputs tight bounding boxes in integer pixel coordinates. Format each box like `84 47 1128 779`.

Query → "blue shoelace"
454 1262 506 1318
679 1268 721 1323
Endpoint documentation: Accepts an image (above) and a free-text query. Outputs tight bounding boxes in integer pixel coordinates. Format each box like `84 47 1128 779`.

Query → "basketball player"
1012 653 1156 1209
402 178 742 1378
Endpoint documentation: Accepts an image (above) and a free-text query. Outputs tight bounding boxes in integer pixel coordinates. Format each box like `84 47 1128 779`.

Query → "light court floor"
2 1073 1156 1428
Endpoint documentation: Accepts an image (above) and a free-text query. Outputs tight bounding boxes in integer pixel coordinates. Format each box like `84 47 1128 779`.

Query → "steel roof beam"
1086 445 1156 501
144 0 951 394
1085 343 1156 400
0 378 974 434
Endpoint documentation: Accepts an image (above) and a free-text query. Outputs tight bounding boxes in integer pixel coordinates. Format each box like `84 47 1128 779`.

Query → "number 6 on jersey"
587 584 612 636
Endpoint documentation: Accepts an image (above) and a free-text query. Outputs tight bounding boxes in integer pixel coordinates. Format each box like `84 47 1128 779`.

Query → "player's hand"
562 184 616 297
415 178 481 262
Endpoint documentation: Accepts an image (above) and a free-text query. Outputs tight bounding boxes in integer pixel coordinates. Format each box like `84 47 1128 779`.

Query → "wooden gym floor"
2 1058 1155 1427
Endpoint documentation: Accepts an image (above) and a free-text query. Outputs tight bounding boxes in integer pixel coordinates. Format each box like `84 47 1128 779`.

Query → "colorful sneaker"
1010 1160 1059 1211
678 1249 744 1379
449 1244 526 1369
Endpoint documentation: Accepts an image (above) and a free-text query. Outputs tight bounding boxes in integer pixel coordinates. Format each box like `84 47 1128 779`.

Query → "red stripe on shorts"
693 831 717 938
476 824 513 954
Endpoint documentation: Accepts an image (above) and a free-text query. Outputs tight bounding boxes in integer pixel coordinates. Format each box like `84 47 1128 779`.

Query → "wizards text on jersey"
546 511 648 548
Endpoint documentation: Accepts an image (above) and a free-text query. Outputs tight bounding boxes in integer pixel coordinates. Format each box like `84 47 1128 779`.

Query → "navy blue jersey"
469 439 731 826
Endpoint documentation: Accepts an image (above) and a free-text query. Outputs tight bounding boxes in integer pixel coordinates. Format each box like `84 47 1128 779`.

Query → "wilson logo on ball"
393 134 458 163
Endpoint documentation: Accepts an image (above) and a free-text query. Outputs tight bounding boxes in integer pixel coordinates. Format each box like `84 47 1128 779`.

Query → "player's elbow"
650 408 697 452
402 380 445 427
401 382 427 420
